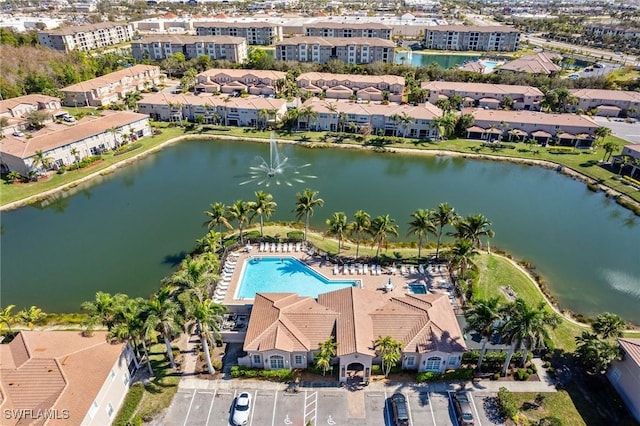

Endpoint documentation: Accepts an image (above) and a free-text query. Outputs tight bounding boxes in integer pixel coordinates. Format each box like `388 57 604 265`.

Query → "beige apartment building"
424 25 520 51
61 65 161 107
569 88 640 118
195 69 286 95
300 97 442 139
276 36 395 64
131 35 247 63
463 108 598 146
422 82 544 110
608 338 640 422
304 22 392 40
195 22 283 45
38 22 134 52
297 72 405 101
0 94 63 136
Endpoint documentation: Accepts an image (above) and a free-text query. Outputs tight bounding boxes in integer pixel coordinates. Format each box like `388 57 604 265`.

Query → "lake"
1 140 639 323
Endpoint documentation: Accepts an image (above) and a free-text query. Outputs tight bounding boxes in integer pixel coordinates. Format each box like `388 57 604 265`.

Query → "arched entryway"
345 362 369 389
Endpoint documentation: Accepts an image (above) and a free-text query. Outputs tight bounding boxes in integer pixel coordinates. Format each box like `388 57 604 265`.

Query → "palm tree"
594 126 612 148
81 292 129 332
17 306 45 330
369 214 399 258
204 202 232 246
228 200 252 245
294 189 324 243
464 297 501 371
145 288 183 370
108 297 147 369
408 208 436 260
257 108 270 129
499 299 560 375
398 112 413 137
316 336 338 376
349 210 371 258
183 296 227 374
429 203 458 260
592 312 626 339
325 212 349 254
452 214 495 250
432 113 456 140
374 335 403 377
164 256 212 298
447 239 479 286
0 304 16 332
31 150 52 172
575 331 621 375
250 191 277 238
298 105 319 130
601 141 618 162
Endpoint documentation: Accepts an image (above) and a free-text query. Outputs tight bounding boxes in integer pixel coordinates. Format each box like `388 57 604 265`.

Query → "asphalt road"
526 36 639 66
592 116 640 144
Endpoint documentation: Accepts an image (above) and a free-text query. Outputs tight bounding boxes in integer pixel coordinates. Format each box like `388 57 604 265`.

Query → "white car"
232 392 252 425
63 115 76 123
12 130 25 137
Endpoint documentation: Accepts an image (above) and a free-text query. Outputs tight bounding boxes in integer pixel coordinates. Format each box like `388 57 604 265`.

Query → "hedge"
113 143 143 156
416 368 474 382
112 383 144 426
497 387 518 419
230 366 294 381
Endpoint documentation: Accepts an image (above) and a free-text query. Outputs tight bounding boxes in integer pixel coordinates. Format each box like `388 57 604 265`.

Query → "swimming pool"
480 60 501 69
235 256 357 299
408 283 427 294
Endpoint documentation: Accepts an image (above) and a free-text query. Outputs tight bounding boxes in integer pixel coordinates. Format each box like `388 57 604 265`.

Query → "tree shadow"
162 251 188 267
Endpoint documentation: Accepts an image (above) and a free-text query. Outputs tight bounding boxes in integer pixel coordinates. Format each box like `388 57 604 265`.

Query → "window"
253 355 261 365
448 356 458 366
88 401 99 419
106 403 114 418
610 368 621 382
270 355 285 369
405 356 415 367
425 356 441 371
123 374 130 386
294 355 303 365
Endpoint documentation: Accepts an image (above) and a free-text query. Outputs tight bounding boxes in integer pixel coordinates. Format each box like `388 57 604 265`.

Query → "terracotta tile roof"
243 294 338 352
422 81 543 97
0 95 60 115
198 68 286 81
139 93 287 110
43 22 130 36
459 61 485 73
0 331 125 426
196 21 279 28
305 21 391 30
298 72 405 87
61 65 159 93
428 25 518 33
570 89 640 103
0 111 148 159
303 98 442 120
277 36 395 48
133 35 246 45
499 52 562 75
618 338 640 366
531 130 552 137
462 107 599 129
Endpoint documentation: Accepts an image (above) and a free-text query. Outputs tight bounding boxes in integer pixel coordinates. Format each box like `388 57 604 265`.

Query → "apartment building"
131 35 247 63
304 22 392 40
276 36 395 64
569 88 640 118
195 22 283 45
424 25 520 52
61 65 161 107
195 69 286 95
300 97 442 139
38 22 134 52
137 93 287 127
586 24 640 43
297 72 405 101
422 82 543 110
463 108 598 146
0 94 62 136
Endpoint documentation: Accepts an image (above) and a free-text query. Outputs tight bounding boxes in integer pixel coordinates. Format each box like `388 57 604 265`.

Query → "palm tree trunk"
200 321 215 374
141 339 154 376
164 333 177 369
418 235 423 259
502 343 516 376
477 338 488 372
356 241 360 258
436 231 443 259
305 212 310 242
260 216 264 237
521 347 529 368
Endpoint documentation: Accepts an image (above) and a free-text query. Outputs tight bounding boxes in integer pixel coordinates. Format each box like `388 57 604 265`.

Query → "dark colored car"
390 392 409 426
453 392 475 425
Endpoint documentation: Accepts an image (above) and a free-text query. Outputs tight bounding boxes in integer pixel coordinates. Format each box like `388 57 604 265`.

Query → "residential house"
300 98 442 139
421 82 543 111
297 72 405 102
608 338 640 422
38 22 134 52
586 24 640 46
0 111 151 175
276 36 395 64
424 26 520 52
498 52 562 76
195 69 286 95
61 65 161 107
0 331 137 426
239 288 466 383
569 89 640 118
304 22 392 40
0 94 63 136
136 93 287 127
195 22 283 45
131 35 247 63
463 108 598 146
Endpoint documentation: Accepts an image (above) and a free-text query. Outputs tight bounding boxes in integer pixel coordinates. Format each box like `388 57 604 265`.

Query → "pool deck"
214 244 458 309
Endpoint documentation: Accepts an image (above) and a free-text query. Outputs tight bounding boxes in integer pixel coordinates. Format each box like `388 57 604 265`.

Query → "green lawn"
510 391 586 426
135 343 181 423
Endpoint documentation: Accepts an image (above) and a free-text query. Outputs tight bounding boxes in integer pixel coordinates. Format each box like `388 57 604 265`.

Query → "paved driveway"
592 116 640 144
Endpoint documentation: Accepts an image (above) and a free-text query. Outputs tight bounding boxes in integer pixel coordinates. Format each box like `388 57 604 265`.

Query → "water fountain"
241 133 315 187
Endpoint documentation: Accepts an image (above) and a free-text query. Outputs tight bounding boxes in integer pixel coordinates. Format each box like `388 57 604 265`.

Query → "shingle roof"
196 21 279 28
0 331 125 426
277 36 395 48
0 111 148 159
618 338 640 366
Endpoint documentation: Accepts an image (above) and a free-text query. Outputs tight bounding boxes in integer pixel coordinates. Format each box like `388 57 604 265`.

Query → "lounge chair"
377 265 382 276
333 264 339 275
400 265 407 276
295 242 301 252
410 265 416 275
419 264 425 275
358 264 364 275
364 264 369 275
260 242 265 252
343 264 348 275
349 264 355 275
214 289 227 298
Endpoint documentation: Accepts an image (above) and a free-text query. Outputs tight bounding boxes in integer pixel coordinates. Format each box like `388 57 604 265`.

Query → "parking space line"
205 389 216 426
271 390 278 426
249 390 257 426
384 390 392 426
426 392 437 426
404 392 414 426
469 394 482 426
182 389 196 426
303 391 317 426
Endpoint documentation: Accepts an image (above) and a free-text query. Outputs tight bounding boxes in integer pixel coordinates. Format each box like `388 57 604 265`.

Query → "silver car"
232 392 252 425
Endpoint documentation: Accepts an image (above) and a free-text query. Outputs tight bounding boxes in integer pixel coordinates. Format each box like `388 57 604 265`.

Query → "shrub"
492 373 500 381
529 363 537 374
515 368 530 381
538 416 563 426
416 368 473 382
543 361 551 369
286 231 304 240
497 387 519 419
462 350 480 364
56 166 66 175
229 366 294 381
113 142 143 156
112 383 144 426
416 371 442 382
371 364 382 375
526 368 534 375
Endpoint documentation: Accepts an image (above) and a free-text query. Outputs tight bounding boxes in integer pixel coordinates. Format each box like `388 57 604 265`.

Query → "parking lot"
162 385 500 426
